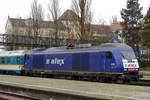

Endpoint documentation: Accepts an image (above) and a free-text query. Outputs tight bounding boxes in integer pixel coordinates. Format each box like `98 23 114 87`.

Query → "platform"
0 75 149 100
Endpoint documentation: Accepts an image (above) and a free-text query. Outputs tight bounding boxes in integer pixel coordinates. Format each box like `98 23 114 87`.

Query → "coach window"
7 57 11 64
106 52 112 59
17 57 20 64
1 57 5 64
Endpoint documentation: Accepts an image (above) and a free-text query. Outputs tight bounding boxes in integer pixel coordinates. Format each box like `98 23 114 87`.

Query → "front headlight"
124 68 127 71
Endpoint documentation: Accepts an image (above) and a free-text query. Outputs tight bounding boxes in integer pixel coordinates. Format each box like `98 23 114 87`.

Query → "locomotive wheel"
72 76 80 80
116 78 124 84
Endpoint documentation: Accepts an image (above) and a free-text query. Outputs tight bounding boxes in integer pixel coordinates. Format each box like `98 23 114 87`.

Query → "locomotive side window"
1 57 5 64
17 57 20 64
7 57 11 64
106 52 112 59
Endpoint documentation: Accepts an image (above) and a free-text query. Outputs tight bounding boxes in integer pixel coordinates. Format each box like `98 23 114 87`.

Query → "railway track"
27 75 150 87
0 75 149 100
0 91 40 100
128 80 150 87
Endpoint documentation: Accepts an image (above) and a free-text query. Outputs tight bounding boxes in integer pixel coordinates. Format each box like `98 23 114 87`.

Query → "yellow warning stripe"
0 65 24 66
44 70 123 75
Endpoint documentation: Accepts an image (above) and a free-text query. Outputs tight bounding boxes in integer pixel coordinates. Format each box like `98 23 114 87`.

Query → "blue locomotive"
23 43 140 81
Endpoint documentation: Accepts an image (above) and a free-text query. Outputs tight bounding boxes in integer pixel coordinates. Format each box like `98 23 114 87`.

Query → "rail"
0 83 106 100
128 80 150 86
0 91 39 100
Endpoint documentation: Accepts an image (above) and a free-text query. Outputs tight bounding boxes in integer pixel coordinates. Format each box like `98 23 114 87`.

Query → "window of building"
19 29 24 34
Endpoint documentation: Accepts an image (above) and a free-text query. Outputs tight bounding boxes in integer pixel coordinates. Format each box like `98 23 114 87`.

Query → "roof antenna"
67 41 74 48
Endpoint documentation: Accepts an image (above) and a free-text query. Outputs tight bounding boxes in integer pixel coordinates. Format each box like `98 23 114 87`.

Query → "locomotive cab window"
106 52 112 59
1 57 5 64
120 51 136 60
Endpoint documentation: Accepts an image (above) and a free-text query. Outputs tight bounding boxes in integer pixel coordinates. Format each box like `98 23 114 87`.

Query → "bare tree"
30 0 44 45
48 0 61 43
98 18 106 26
30 0 44 47
72 0 93 41
109 16 117 25
68 22 80 41
85 9 93 41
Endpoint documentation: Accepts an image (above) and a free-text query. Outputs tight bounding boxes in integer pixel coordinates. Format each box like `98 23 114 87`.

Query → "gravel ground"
142 75 150 80
0 75 149 100
141 71 150 75
141 71 150 80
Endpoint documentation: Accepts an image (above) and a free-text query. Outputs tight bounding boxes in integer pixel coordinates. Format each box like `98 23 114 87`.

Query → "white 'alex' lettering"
46 58 64 66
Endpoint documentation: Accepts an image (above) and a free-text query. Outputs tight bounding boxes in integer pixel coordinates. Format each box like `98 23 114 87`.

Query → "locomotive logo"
122 59 139 68
46 58 64 66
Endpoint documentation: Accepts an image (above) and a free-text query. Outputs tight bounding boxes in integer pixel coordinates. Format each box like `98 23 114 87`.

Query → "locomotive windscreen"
120 51 136 60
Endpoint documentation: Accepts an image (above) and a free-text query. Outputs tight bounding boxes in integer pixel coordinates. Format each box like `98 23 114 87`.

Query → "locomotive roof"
0 43 132 56
30 43 132 55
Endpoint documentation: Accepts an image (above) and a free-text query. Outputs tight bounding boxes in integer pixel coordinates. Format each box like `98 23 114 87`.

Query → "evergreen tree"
121 0 143 59
140 7 150 48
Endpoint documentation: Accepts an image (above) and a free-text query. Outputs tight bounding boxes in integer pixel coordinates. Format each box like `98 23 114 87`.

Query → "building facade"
5 10 113 48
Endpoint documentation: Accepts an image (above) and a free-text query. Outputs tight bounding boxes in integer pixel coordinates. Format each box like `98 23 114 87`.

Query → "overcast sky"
0 0 150 33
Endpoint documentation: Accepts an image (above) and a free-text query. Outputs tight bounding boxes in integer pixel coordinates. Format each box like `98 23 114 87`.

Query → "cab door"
99 52 106 72
105 52 113 72
24 55 33 70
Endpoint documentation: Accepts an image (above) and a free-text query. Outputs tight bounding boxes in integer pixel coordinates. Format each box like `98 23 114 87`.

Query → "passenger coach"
0 50 26 74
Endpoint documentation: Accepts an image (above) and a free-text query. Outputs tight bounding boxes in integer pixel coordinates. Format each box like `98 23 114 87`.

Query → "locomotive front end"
121 51 139 72
120 50 140 80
